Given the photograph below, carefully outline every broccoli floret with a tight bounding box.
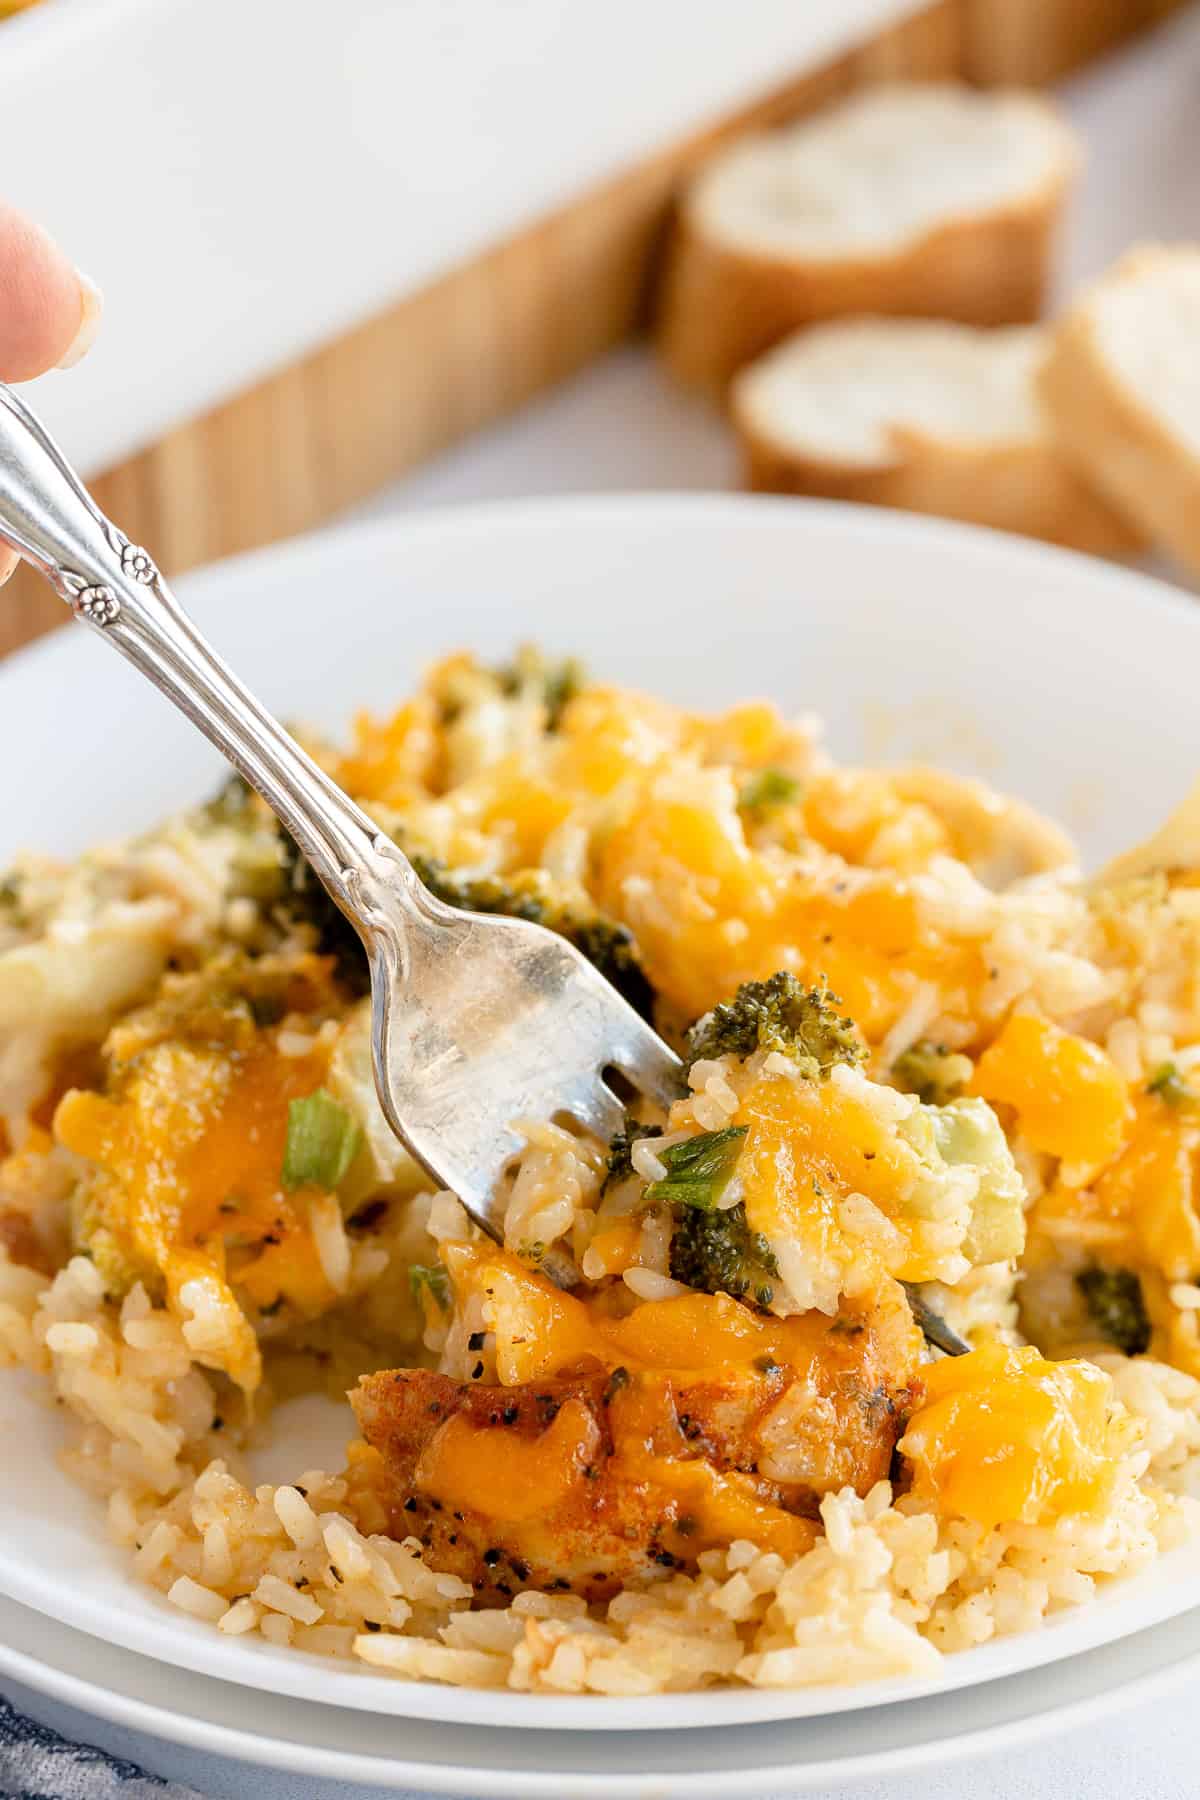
[276,832,371,995]
[609,1125,774,1305]
[1076,1265,1150,1356]
[199,766,370,989]
[668,1202,779,1308]
[563,917,655,1019]
[269,828,655,1016]
[641,1127,778,1307]
[494,647,587,730]
[603,1121,664,1194]
[686,972,864,1077]
[409,853,656,1020]
[408,854,544,924]
[892,1040,973,1107]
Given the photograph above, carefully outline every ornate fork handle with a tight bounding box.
[0,380,426,951]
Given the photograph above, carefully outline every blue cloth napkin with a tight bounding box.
[0,1692,201,1799]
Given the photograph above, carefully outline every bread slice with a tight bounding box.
[731,318,1141,555]
[658,83,1081,393]
[1038,246,1200,578]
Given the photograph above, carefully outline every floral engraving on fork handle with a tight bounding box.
[52,528,157,627]
[58,571,121,625]
[120,541,157,585]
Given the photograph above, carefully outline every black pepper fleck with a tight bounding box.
[603,1366,631,1405]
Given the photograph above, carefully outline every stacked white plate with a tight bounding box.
[4,497,1200,1792]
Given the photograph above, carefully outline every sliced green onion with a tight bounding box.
[409,1264,451,1311]
[281,1090,362,1190]
[738,769,800,814]
[644,1126,747,1212]
[1147,1062,1196,1108]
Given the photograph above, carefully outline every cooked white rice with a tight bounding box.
[4,1248,1197,1694]
[6,660,1200,1695]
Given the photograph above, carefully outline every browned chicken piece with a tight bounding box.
[352,1289,922,1603]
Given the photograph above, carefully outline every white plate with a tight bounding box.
[3,496,1200,1733]
[5,1584,1200,1796]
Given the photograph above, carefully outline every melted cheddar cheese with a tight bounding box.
[901,1344,1128,1528]
[416,1397,602,1523]
[54,969,349,1390]
[970,1013,1131,1174]
[737,1071,948,1291]
[16,654,1200,1598]
[1023,1087,1200,1374]
[441,1239,870,1385]
[381,1244,920,1562]
[595,770,971,1036]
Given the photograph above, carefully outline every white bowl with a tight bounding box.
[2,495,1198,1732]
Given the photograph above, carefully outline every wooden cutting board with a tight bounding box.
[0,0,1183,657]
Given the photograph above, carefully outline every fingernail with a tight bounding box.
[55,271,103,370]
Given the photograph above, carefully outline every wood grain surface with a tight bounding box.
[0,0,1184,657]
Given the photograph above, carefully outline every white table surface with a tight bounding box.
[12,7,1200,1796]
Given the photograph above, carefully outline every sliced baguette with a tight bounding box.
[1038,245,1200,578]
[732,318,1141,555]
[658,83,1081,394]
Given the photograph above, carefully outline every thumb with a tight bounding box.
[0,202,103,587]
[0,201,101,380]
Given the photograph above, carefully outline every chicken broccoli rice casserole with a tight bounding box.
[5,648,1200,1696]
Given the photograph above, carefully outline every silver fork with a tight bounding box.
[0,383,682,1243]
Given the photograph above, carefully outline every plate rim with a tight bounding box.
[6,488,1198,688]
[5,1511,1200,1731]
[5,1588,1200,1797]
